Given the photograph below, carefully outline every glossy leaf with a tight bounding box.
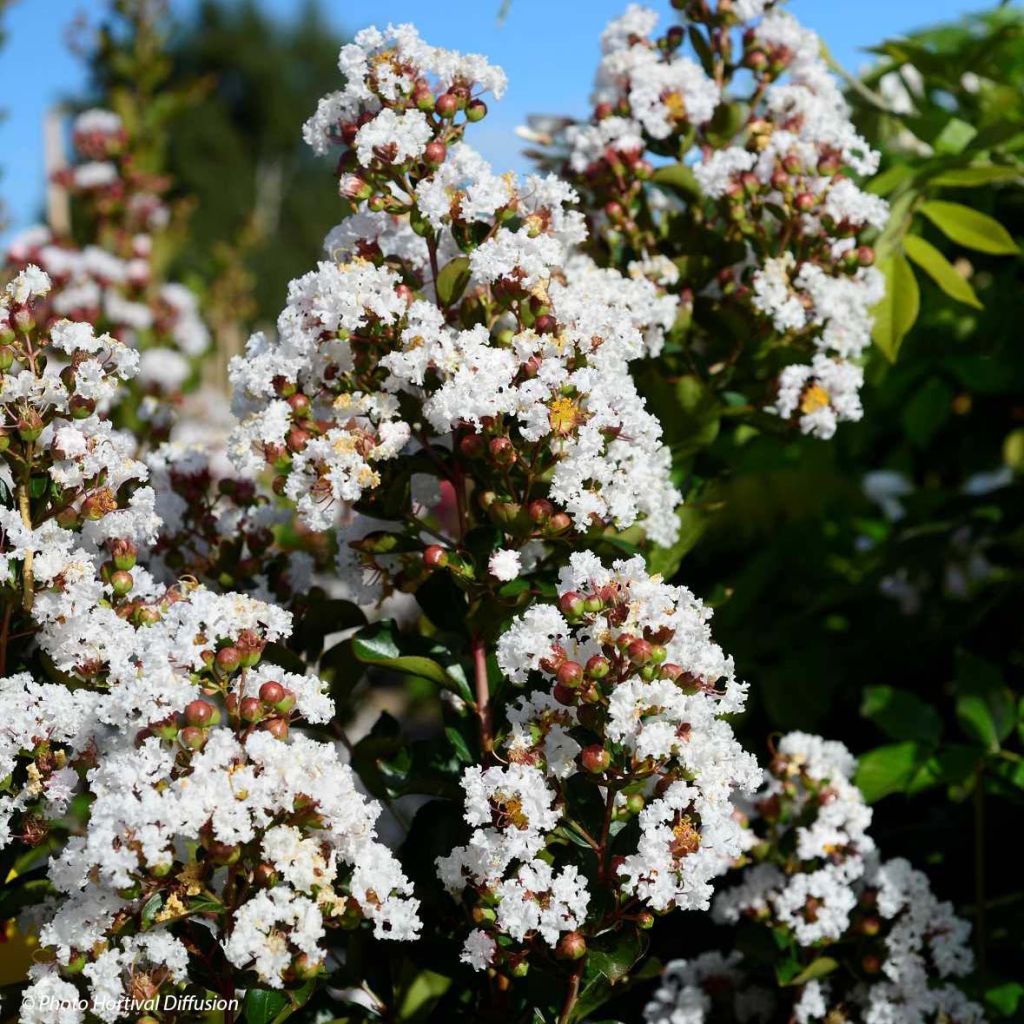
[919,200,1019,255]
[861,685,943,744]
[855,741,930,802]
[904,234,982,308]
[435,255,471,307]
[872,252,920,361]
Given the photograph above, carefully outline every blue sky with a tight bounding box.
[0,0,995,243]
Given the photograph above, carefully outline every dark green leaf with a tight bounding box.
[856,741,930,802]
[861,685,943,744]
[435,256,471,307]
[954,652,1015,751]
[652,163,701,201]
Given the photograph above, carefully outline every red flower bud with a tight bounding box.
[556,661,584,689]
[259,681,286,706]
[423,545,449,569]
[556,931,587,960]
[184,700,215,727]
[581,745,611,774]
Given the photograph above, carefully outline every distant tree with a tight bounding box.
[163,0,344,324]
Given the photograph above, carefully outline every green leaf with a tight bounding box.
[140,892,164,930]
[902,376,953,448]
[954,652,1015,751]
[929,165,1023,188]
[397,968,452,1021]
[646,507,706,580]
[872,253,920,362]
[861,686,943,745]
[435,256,471,307]
[919,200,1019,255]
[904,235,982,309]
[444,725,473,764]
[352,621,448,687]
[984,981,1024,1017]
[786,957,839,987]
[575,930,648,1020]
[933,117,977,156]
[652,162,701,201]
[243,989,290,1024]
[855,741,930,802]
[908,744,981,797]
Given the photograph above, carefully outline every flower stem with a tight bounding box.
[472,635,493,756]
[558,960,585,1024]
[17,476,34,614]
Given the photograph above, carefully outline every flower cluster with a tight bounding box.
[530,2,889,439]
[0,270,155,620]
[9,586,420,1019]
[229,22,686,625]
[643,732,984,1024]
[437,553,761,975]
[0,283,419,1019]
[3,108,210,433]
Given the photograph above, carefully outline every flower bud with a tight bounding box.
[253,862,279,887]
[545,512,572,535]
[581,745,611,774]
[627,639,653,665]
[423,545,449,569]
[110,539,137,571]
[259,681,286,706]
[179,726,207,751]
[626,793,645,815]
[240,697,263,722]
[184,700,216,727]
[553,683,577,707]
[558,591,586,619]
[489,436,517,466]
[527,499,553,524]
[466,99,487,122]
[556,661,584,689]
[215,646,242,674]
[263,716,289,739]
[424,141,448,166]
[110,570,134,596]
[586,655,610,679]
[556,931,587,960]
[435,93,459,118]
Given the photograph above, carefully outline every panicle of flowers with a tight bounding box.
[1,286,419,1018]
[643,732,985,1024]
[229,26,686,620]
[0,270,155,620]
[436,552,761,976]
[3,106,210,439]
[7,582,421,1019]
[529,1,889,440]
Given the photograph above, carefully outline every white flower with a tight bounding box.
[488,548,522,581]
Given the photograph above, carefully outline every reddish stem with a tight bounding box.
[472,635,493,757]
